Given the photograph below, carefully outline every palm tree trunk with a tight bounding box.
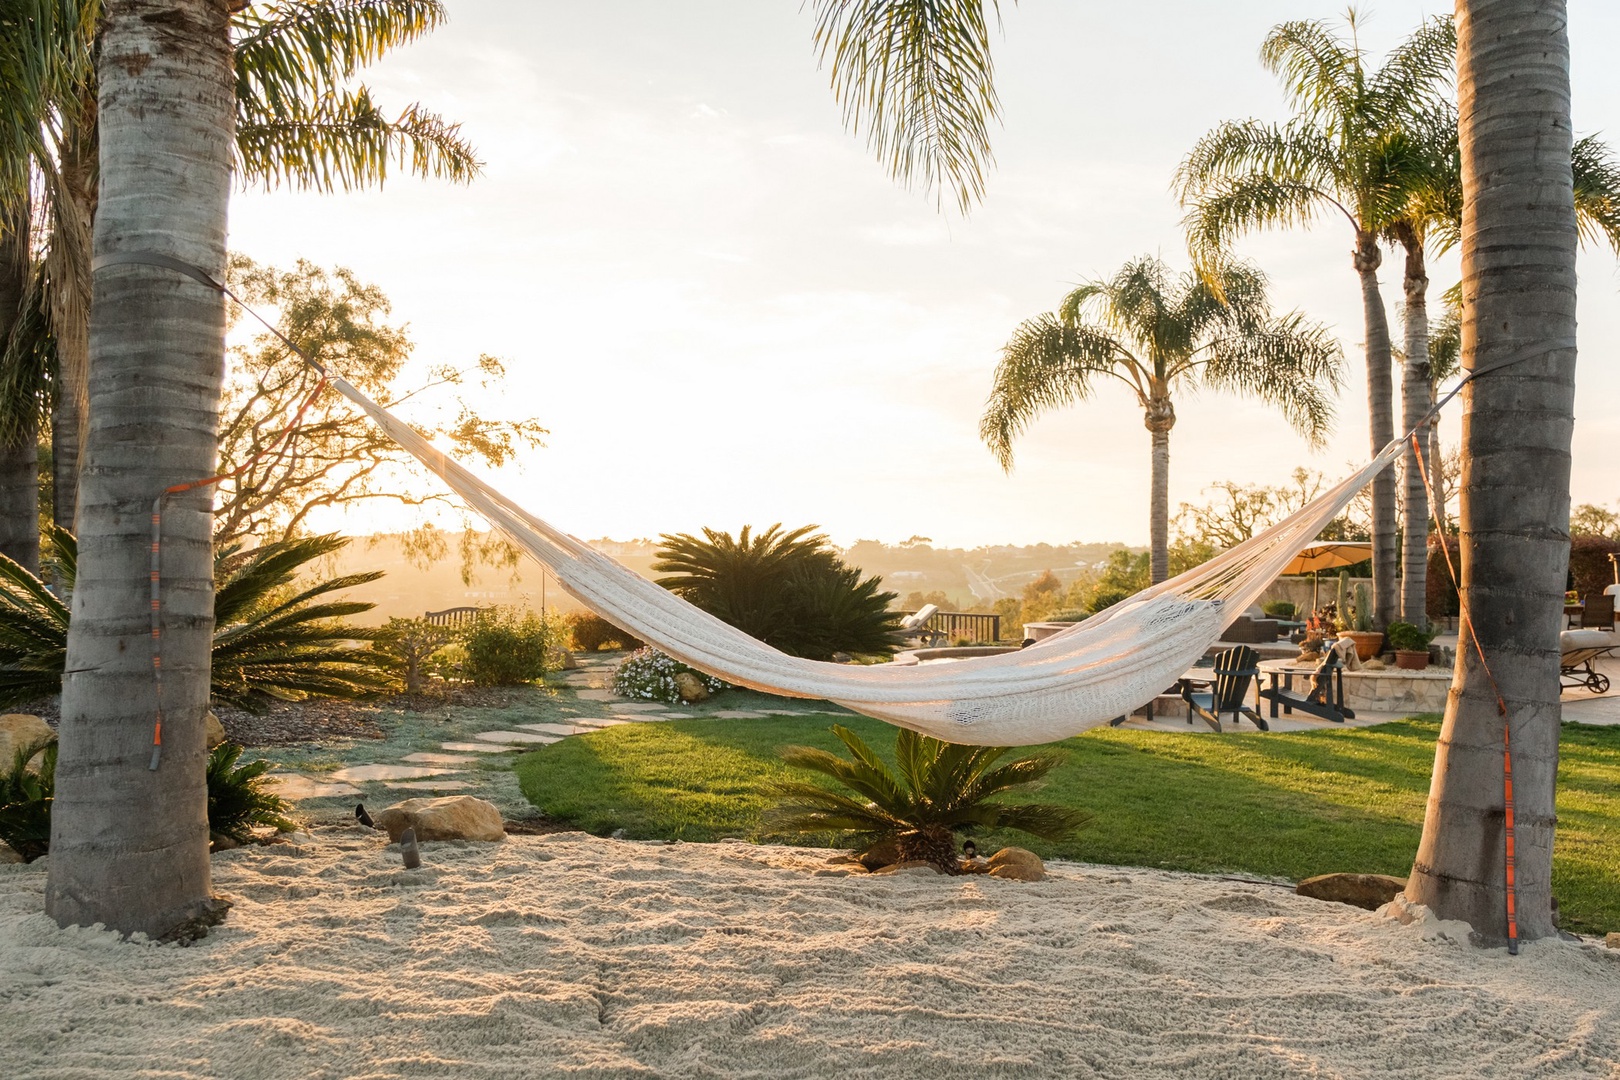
[48,120,96,535]
[1399,238,1432,626]
[1145,397,1175,585]
[1406,0,1577,945]
[45,0,234,939]
[1354,234,1398,629]
[0,194,40,573]
[1428,412,1446,535]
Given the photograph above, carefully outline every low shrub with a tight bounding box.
[1385,621,1439,653]
[612,648,728,705]
[207,743,297,843]
[566,611,644,652]
[1088,586,1132,613]
[1262,600,1297,620]
[0,737,56,862]
[461,607,556,686]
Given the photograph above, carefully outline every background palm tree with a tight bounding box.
[1405,0,1579,946]
[1175,12,1454,628]
[981,256,1342,584]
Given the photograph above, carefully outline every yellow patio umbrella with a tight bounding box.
[1282,542,1374,613]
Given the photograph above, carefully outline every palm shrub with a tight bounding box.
[654,524,899,661]
[206,743,296,843]
[0,529,394,710]
[0,737,57,862]
[460,607,555,686]
[765,725,1090,874]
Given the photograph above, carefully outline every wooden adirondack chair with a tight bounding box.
[1179,645,1266,732]
[1257,649,1357,724]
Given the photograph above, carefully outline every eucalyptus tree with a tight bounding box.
[981,257,1342,584]
[1176,12,1455,628]
[1405,0,1579,946]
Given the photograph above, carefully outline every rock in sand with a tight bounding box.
[987,847,1045,882]
[0,714,53,767]
[1296,872,1407,911]
[375,795,506,843]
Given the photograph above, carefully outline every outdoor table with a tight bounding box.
[1256,658,1350,721]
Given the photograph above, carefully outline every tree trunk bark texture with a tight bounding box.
[1400,241,1432,626]
[0,195,40,573]
[1145,396,1174,585]
[1407,0,1577,946]
[1355,235,1398,629]
[46,0,234,939]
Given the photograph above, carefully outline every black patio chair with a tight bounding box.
[1258,649,1357,724]
[1179,645,1267,732]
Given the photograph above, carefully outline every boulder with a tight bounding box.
[0,843,23,864]
[204,711,227,749]
[872,860,944,877]
[986,847,1045,882]
[857,838,901,872]
[673,672,709,703]
[0,714,54,767]
[374,795,506,843]
[1606,933,1620,950]
[1297,872,1407,911]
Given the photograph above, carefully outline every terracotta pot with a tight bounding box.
[1394,650,1431,671]
[1338,630,1384,661]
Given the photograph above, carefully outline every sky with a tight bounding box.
[226,1,1620,550]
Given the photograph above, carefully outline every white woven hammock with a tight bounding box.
[330,376,1401,745]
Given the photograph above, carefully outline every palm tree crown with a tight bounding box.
[981,256,1342,583]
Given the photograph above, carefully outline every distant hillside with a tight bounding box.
[326,533,1144,623]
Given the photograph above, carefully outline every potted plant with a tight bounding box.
[1337,583,1384,661]
[1385,621,1439,670]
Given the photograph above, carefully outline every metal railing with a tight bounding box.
[897,610,1002,643]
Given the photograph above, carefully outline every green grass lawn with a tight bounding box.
[514,714,1620,936]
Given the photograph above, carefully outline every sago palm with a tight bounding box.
[981,256,1342,584]
[1176,11,1454,625]
[765,724,1089,874]
[654,524,899,660]
[0,529,393,711]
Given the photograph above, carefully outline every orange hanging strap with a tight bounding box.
[1410,434,1518,954]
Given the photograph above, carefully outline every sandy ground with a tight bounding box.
[3,832,1619,1080]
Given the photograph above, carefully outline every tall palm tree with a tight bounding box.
[981,257,1342,583]
[1388,96,1620,625]
[1405,0,1579,946]
[1176,12,1455,628]
[43,0,235,939]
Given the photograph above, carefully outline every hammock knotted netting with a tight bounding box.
[328,377,1401,746]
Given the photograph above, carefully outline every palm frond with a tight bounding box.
[812,0,1002,213]
[1366,15,1455,115]
[1259,18,1363,129]
[1572,134,1620,256]
[980,314,1134,470]
[1199,314,1344,445]
[1181,174,1335,271]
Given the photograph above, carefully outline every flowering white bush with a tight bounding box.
[612,648,729,704]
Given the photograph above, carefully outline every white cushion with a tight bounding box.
[1560,629,1611,650]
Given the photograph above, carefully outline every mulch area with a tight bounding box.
[12,685,539,749]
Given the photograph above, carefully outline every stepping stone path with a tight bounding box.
[267,654,841,810]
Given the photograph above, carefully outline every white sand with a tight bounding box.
[3,832,1618,1079]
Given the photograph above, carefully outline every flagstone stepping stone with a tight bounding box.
[658,713,692,720]
[403,752,478,765]
[266,774,362,800]
[574,689,620,701]
[612,702,669,712]
[440,741,524,754]
[566,717,629,729]
[329,764,461,782]
[516,722,594,736]
[613,713,672,723]
[473,730,561,745]
[384,779,473,791]
[706,710,771,720]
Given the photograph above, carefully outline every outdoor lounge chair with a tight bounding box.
[1582,593,1616,632]
[892,604,947,649]
[1560,629,1614,693]
[1257,649,1357,724]
[1179,644,1267,732]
